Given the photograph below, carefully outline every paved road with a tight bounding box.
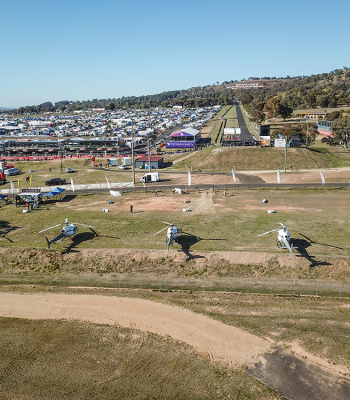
[234,101,257,145]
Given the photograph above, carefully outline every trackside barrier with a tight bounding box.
[0,182,134,194]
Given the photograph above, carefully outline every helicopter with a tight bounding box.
[39,218,95,249]
[258,222,318,254]
[154,221,182,251]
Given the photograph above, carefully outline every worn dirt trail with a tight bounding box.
[0,292,270,368]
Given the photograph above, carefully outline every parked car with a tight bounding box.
[4,168,21,176]
[118,165,129,170]
[45,178,67,186]
[66,167,74,173]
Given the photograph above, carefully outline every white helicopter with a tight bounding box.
[154,221,181,251]
[39,218,95,249]
[258,222,318,254]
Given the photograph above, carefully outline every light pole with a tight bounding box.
[305,116,309,147]
[147,136,151,172]
[284,136,288,173]
[131,120,135,184]
[59,142,63,174]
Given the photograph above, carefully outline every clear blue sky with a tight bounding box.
[1,0,350,108]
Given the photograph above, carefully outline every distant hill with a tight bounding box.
[9,67,350,114]
[0,107,15,111]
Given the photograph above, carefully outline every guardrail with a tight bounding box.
[0,182,134,194]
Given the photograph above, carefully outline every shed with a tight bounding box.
[135,156,164,169]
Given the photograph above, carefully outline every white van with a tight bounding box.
[5,168,21,176]
[140,172,159,183]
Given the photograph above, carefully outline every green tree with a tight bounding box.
[279,103,293,121]
[321,116,350,147]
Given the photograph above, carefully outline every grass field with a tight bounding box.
[1,188,350,253]
[0,314,280,400]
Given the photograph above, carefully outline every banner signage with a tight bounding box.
[274,139,286,148]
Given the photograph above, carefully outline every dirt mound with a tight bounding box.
[1,247,350,280]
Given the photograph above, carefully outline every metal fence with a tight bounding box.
[0,182,134,195]
[1,273,349,298]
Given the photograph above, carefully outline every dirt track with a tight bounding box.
[0,292,270,368]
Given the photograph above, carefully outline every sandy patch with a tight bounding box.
[0,292,270,368]
[192,191,214,214]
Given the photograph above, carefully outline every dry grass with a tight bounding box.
[0,316,280,400]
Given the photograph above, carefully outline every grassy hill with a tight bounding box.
[169,144,350,171]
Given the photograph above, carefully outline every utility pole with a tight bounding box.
[131,120,135,184]
[147,136,151,172]
[284,137,288,173]
[306,117,309,147]
[60,142,63,174]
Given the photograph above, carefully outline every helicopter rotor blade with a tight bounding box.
[154,226,168,236]
[288,227,319,236]
[73,223,95,228]
[258,228,281,237]
[39,223,63,233]
[160,221,173,225]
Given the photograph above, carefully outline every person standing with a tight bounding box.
[130,204,133,213]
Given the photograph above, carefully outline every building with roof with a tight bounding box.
[135,155,164,169]
[165,127,201,149]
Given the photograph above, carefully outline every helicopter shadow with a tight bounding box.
[61,228,119,254]
[177,232,227,261]
[292,234,339,268]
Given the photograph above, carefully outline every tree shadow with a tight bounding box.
[177,232,227,261]
[292,235,337,268]
[0,221,21,243]
[61,195,77,202]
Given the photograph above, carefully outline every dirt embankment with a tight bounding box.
[1,247,350,280]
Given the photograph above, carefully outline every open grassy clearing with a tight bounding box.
[1,188,350,286]
[1,189,350,254]
[0,316,280,400]
[5,158,136,189]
